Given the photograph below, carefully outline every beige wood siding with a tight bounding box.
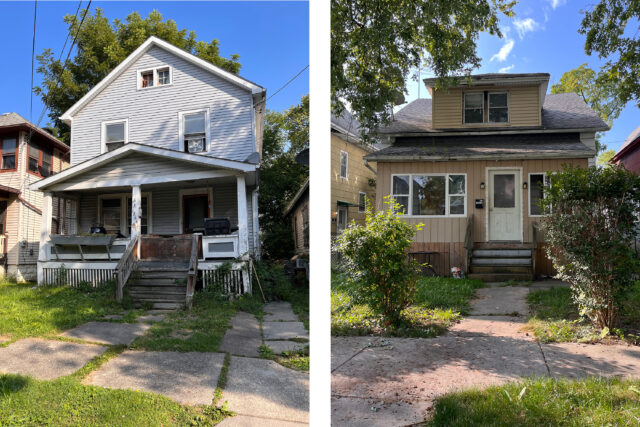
[376,157,589,244]
[432,85,541,129]
[331,134,376,234]
[291,195,309,255]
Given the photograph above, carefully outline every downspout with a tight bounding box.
[363,159,377,175]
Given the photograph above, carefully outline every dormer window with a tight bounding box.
[138,67,172,89]
[180,110,209,153]
[463,91,509,124]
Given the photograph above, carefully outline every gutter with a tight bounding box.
[363,159,377,175]
[364,152,596,162]
[378,127,610,139]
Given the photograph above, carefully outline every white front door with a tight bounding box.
[488,169,521,241]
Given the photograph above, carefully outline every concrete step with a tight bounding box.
[467,272,533,282]
[472,257,532,266]
[472,249,532,258]
[470,265,533,274]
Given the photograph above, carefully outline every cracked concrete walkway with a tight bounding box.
[331,281,640,426]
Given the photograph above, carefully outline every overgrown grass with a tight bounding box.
[427,377,640,426]
[331,274,482,337]
[259,344,309,372]
[0,373,227,425]
[525,283,640,345]
[0,280,128,341]
[256,261,309,330]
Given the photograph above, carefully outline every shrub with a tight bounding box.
[540,165,640,329]
[334,197,423,327]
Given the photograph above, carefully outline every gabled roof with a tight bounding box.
[0,113,69,152]
[379,93,609,135]
[30,142,256,191]
[284,178,309,216]
[331,110,362,140]
[60,36,265,123]
[612,125,640,162]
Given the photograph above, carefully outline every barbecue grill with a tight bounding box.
[203,217,238,236]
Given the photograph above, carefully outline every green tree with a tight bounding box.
[596,149,616,167]
[34,8,241,143]
[540,165,640,329]
[331,0,514,141]
[335,197,423,326]
[580,0,639,111]
[550,64,625,127]
[259,95,309,259]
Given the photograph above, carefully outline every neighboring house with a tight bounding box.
[366,73,608,281]
[612,125,640,172]
[0,113,69,281]
[331,111,376,236]
[30,36,265,308]
[284,178,309,257]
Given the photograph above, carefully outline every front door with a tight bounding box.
[337,206,348,233]
[183,194,209,233]
[488,169,521,241]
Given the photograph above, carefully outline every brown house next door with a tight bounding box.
[183,194,209,233]
[488,169,521,241]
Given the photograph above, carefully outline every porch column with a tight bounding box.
[131,185,142,255]
[37,191,53,285]
[236,175,249,257]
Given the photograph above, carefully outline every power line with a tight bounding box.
[265,64,308,103]
[57,0,83,63]
[29,0,37,122]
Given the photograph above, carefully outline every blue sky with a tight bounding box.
[404,0,639,153]
[0,1,308,127]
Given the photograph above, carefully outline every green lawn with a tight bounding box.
[427,377,640,426]
[0,280,129,342]
[331,275,483,337]
[525,283,640,344]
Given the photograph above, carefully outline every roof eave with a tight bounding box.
[364,152,595,162]
[378,127,609,138]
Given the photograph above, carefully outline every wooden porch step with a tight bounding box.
[130,278,187,286]
[472,257,532,266]
[472,249,532,258]
[128,286,185,294]
[473,242,534,250]
[470,265,533,274]
[132,271,189,279]
[467,272,533,282]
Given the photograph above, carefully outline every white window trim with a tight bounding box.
[97,192,153,236]
[390,173,467,218]
[463,91,484,125]
[101,119,129,154]
[358,191,366,213]
[339,150,348,179]
[488,91,510,124]
[136,66,173,90]
[178,109,211,153]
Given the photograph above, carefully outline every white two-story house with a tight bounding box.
[31,36,265,308]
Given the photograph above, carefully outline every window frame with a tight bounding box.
[101,119,129,154]
[390,173,467,218]
[97,192,153,237]
[179,109,210,153]
[0,135,18,172]
[137,66,173,90]
[358,192,367,213]
[26,140,54,178]
[339,150,348,179]
[487,91,510,124]
[463,91,485,125]
[528,172,550,217]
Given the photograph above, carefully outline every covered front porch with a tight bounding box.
[31,143,260,306]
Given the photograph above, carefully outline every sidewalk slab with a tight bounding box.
[266,340,307,354]
[263,322,308,340]
[218,415,306,426]
[469,286,530,316]
[85,350,224,405]
[0,338,106,380]
[60,321,151,345]
[223,356,309,423]
[449,316,530,338]
[219,312,261,357]
[331,396,433,427]
[542,342,640,379]
[263,301,299,322]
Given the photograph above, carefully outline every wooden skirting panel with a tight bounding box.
[535,243,557,277]
[202,268,246,295]
[409,242,465,277]
[42,267,114,287]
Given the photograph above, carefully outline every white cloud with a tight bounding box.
[499,64,515,73]
[513,18,542,39]
[548,0,567,9]
[490,39,514,62]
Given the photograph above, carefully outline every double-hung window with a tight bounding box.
[99,194,151,236]
[464,91,509,124]
[182,111,207,153]
[26,141,53,177]
[358,192,366,212]
[157,68,170,85]
[0,137,17,170]
[463,93,484,124]
[102,120,127,153]
[139,67,171,89]
[141,71,154,88]
[339,151,348,178]
[392,173,467,216]
[488,92,509,123]
[529,173,551,216]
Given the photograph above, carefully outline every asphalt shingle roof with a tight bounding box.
[331,110,362,137]
[380,92,608,134]
[0,112,69,152]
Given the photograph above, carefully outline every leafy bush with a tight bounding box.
[334,197,423,327]
[541,165,640,329]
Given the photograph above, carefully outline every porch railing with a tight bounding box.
[115,235,139,302]
[464,214,474,274]
[186,233,200,309]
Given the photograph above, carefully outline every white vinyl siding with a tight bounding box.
[71,46,254,165]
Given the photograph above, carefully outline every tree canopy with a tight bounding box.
[580,0,639,111]
[331,0,514,141]
[34,8,241,143]
[596,149,616,168]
